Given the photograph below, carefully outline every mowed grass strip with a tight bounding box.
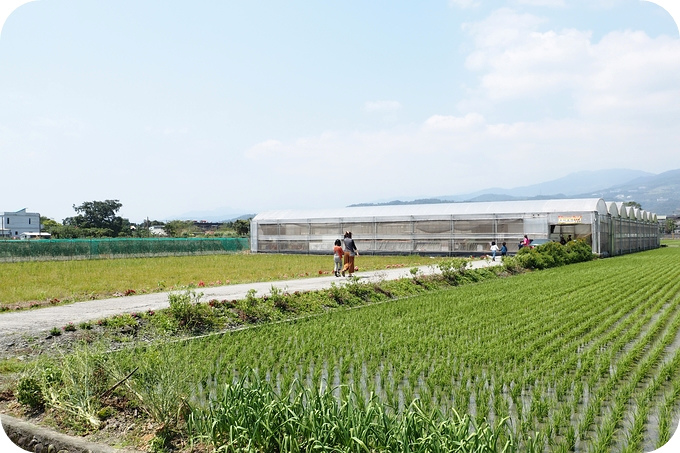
[0,253,442,306]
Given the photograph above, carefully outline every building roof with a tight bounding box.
[253,198,612,222]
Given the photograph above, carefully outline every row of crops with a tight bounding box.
[28,246,680,451]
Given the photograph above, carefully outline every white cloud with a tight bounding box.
[462,8,547,51]
[577,31,680,117]
[245,139,284,158]
[241,102,679,200]
[460,8,680,121]
[162,126,189,136]
[448,0,481,9]
[423,113,486,131]
[363,100,402,113]
[513,0,566,7]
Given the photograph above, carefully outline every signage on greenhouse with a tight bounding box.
[558,215,583,224]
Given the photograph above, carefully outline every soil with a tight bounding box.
[0,323,166,451]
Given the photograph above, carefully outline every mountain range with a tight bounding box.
[350,168,680,216]
[169,209,256,223]
[174,168,680,221]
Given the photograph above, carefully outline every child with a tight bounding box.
[333,239,343,277]
[490,241,499,261]
[500,242,507,257]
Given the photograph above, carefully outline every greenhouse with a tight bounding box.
[250,198,659,257]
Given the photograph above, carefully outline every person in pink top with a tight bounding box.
[522,235,530,248]
[333,239,344,277]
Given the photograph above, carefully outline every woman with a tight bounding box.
[341,231,359,277]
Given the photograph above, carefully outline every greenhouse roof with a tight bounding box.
[253,198,612,222]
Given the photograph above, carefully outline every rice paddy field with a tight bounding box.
[76,243,679,452]
[7,242,680,452]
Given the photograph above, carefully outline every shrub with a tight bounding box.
[517,247,552,270]
[268,286,291,312]
[168,290,215,331]
[235,289,277,323]
[327,283,350,306]
[345,278,381,303]
[537,241,568,266]
[501,256,523,274]
[438,258,469,283]
[16,376,45,410]
[517,239,594,270]
[565,239,595,263]
[106,314,138,329]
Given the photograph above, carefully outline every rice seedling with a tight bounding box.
[12,246,680,451]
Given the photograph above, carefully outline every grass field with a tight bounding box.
[14,244,680,452]
[0,253,442,307]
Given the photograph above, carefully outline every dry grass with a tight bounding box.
[0,253,443,306]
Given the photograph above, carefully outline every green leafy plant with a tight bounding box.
[437,258,469,283]
[16,376,45,410]
[168,290,214,331]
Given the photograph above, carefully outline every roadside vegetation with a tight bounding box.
[4,240,680,452]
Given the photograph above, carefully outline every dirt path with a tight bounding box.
[0,259,498,340]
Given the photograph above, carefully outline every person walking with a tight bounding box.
[341,231,359,277]
[500,242,508,257]
[333,239,343,277]
[490,241,499,261]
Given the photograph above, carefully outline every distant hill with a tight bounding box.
[168,209,255,223]
[578,169,680,215]
[437,169,653,201]
[350,168,680,216]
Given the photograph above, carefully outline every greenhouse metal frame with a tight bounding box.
[251,198,659,257]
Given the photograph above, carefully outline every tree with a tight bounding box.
[233,219,250,237]
[40,217,60,233]
[623,201,642,209]
[164,220,200,237]
[63,200,127,237]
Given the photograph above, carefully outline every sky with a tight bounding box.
[0,0,679,224]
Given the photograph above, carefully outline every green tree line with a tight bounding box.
[40,200,250,239]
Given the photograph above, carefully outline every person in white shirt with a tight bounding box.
[490,241,500,261]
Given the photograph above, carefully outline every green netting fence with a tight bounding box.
[0,238,250,262]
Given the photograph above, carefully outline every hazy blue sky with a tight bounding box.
[0,0,679,223]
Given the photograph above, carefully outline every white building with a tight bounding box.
[251,198,659,257]
[149,225,168,236]
[1,208,41,238]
